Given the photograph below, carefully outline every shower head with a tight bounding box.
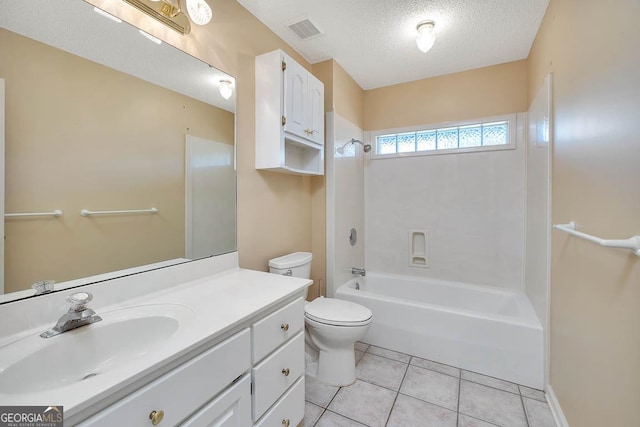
[336,138,372,154]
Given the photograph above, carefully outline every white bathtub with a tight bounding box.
[336,273,544,389]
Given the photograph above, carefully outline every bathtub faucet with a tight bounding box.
[351,267,366,277]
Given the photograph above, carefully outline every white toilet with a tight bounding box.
[269,252,372,386]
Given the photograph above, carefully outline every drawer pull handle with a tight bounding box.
[282,419,290,427]
[149,410,164,425]
[282,368,290,376]
[281,323,289,331]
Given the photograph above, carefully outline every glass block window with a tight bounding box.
[372,116,514,158]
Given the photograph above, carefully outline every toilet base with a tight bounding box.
[305,334,357,386]
[315,348,357,387]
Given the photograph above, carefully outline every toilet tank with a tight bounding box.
[269,252,312,279]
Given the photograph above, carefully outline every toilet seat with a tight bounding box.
[305,298,372,327]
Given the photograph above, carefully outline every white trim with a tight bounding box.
[0,78,4,294]
[544,73,554,389]
[185,135,195,259]
[369,113,517,159]
[546,384,570,427]
[325,112,336,297]
[518,112,527,293]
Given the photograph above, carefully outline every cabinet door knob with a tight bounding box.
[281,323,289,331]
[149,410,164,425]
[282,419,290,427]
[282,368,290,376]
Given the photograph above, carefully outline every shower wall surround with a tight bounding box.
[365,114,527,290]
[326,113,365,296]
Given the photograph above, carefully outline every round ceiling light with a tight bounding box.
[416,20,436,53]
[219,80,233,100]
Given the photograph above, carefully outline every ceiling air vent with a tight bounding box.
[286,17,324,40]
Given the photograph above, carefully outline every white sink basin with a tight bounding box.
[0,304,194,394]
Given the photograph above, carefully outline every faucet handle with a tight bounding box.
[66,292,93,311]
[31,280,56,295]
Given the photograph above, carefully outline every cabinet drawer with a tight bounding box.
[181,374,251,427]
[254,376,304,427]
[251,298,304,363]
[252,331,304,421]
[80,329,251,427]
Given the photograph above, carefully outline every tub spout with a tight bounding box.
[352,267,366,277]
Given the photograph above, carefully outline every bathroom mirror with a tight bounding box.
[0,0,236,303]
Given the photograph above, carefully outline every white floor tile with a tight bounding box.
[306,374,340,407]
[410,356,461,378]
[354,342,369,352]
[519,385,546,402]
[459,381,527,427]
[457,414,499,427]
[387,393,457,427]
[302,401,325,427]
[523,397,556,427]
[400,365,459,411]
[461,371,520,394]
[305,343,545,427]
[315,411,367,427]
[328,380,396,427]
[366,345,411,363]
[356,353,408,391]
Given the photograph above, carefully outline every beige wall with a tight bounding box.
[364,60,528,130]
[528,0,640,425]
[334,61,365,129]
[0,28,233,293]
[88,0,314,273]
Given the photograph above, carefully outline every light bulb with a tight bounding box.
[186,0,212,26]
[219,80,233,100]
[416,21,436,53]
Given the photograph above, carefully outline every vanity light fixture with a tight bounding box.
[186,0,213,26]
[93,7,122,23]
[416,20,436,53]
[121,0,212,35]
[219,80,233,100]
[139,29,163,45]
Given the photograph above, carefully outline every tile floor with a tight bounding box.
[302,342,556,427]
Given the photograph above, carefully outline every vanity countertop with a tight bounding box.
[0,260,311,421]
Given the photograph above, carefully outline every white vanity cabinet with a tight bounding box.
[76,296,306,427]
[255,49,325,175]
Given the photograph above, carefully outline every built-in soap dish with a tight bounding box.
[409,230,429,268]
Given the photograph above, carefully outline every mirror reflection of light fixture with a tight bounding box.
[219,80,233,100]
[93,7,123,23]
[139,29,163,45]
[416,20,436,53]
[121,0,213,35]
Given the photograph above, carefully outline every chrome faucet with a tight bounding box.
[40,292,102,338]
[351,267,366,277]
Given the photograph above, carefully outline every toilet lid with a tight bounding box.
[305,298,372,326]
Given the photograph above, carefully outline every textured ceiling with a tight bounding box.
[237,0,550,90]
[0,0,235,112]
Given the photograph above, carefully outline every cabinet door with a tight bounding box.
[283,57,308,140]
[307,75,324,145]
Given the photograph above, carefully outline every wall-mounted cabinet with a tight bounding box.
[255,50,325,175]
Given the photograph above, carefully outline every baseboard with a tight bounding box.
[546,385,570,427]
